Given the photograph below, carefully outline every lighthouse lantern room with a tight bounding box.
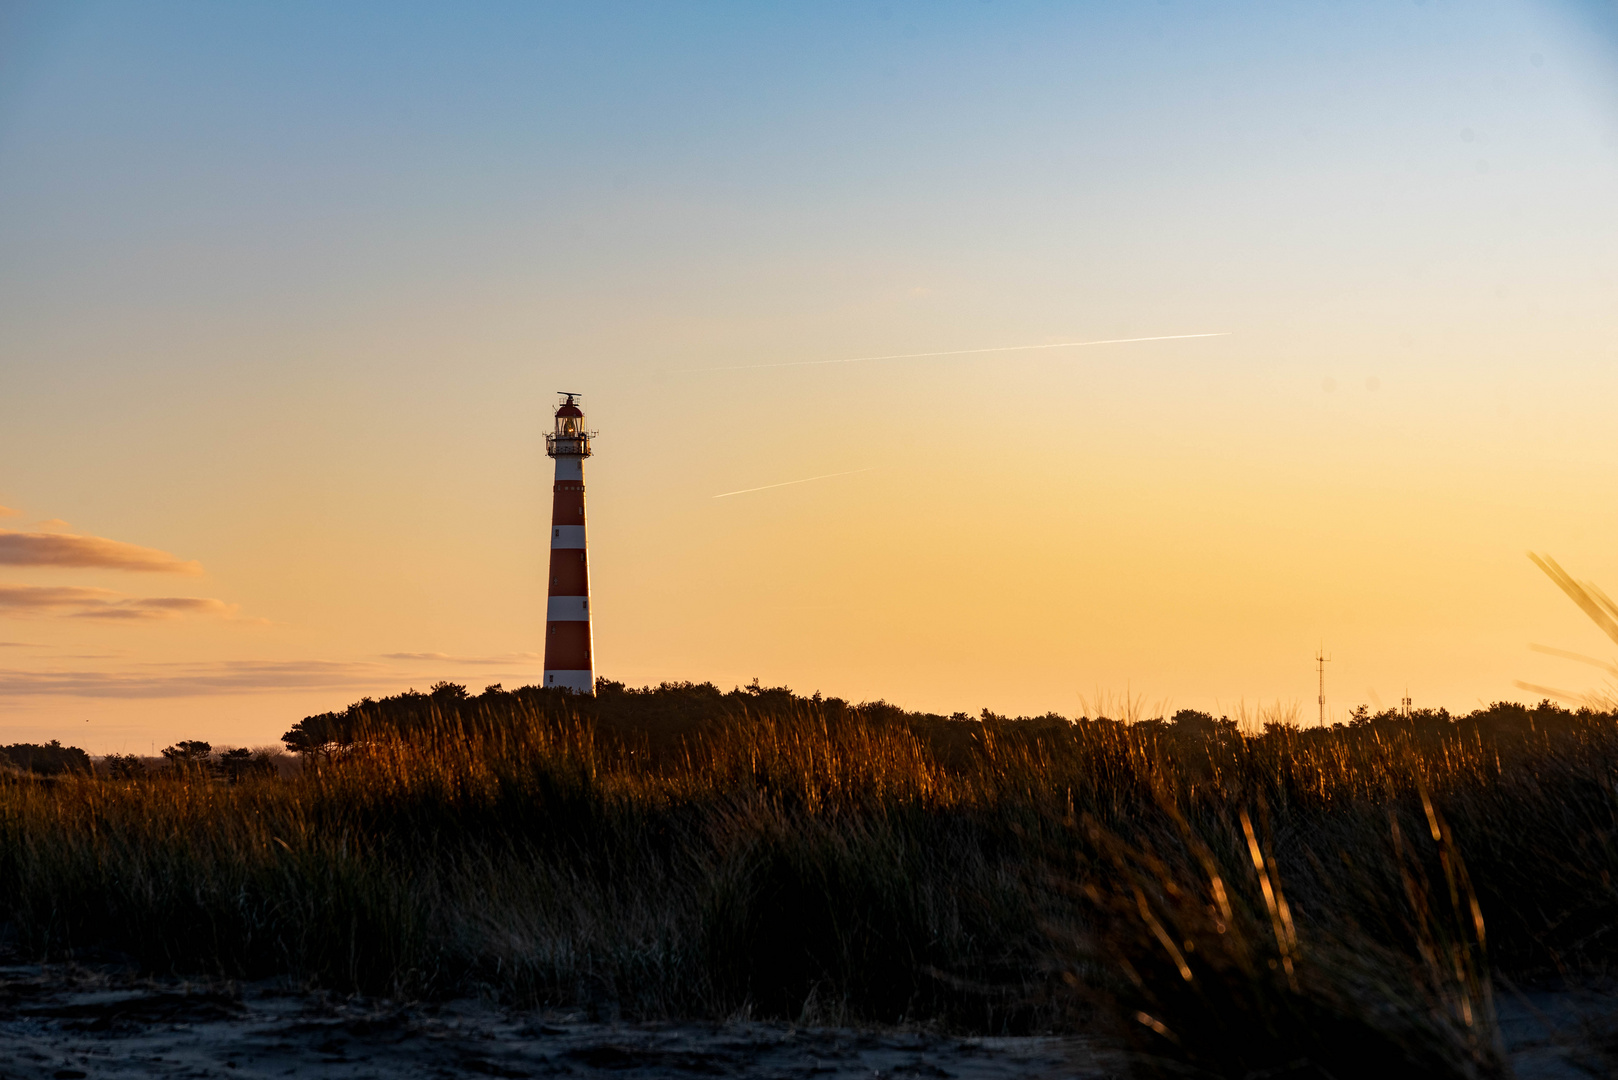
[543,392,595,694]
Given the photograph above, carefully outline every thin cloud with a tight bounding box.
[0,584,119,610]
[712,467,874,499]
[0,659,391,698]
[0,506,18,518]
[382,651,544,665]
[33,519,70,531]
[0,653,560,700]
[705,332,1232,371]
[0,529,203,574]
[0,583,240,621]
[75,596,239,621]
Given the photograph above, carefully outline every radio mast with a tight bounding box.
[1316,646,1331,726]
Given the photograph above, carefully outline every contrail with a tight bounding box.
[712,468,874,499]
[705,332,1231,371]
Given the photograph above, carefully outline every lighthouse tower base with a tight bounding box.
[545,670,594,694]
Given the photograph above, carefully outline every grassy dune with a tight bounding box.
[4,688,1616,1077]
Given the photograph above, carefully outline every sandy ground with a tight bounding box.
[0,965,1613,1079]
[1496,984,1618,1080]
[0,965,1111,1080]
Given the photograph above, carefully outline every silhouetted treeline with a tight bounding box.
[153,741,280,782]
[282,677,1609,762]
[279,676,1088,761]
[1,740,91,776]
[2,743,284,781]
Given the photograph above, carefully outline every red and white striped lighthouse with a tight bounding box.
[543,392,594,694]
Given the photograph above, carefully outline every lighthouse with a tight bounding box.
[543,392,595,694]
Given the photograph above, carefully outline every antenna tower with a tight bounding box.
[1316,646,1331,726]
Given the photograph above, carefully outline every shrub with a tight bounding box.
[1,740,91,776]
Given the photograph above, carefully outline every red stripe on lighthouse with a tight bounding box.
[545,622,592,669]
[548,548,589,594]
[551,484,585,524]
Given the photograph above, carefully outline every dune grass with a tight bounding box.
[3,691,1616,1076]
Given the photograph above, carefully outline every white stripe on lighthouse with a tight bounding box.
[547,596,590,620]
[543,669,594,693]
[551,525,587,548]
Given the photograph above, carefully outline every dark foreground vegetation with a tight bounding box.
[5,683,1617,1078]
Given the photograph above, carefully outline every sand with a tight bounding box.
[0,964,1110,1079]
[2,964,1612,1079]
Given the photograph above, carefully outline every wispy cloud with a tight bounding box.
[0,585,117,610]
[0,659,391,698]
[382,651,543,665]
[33,519,70,531]
[0,583,240,621]
[712,468,874,499]
[0,529,203,574]
[705,332,1232,371]
[0,506,19,518]
[0,653,554,699]
[77,597,239,621]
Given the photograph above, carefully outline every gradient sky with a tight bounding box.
[3,1,1618,752]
